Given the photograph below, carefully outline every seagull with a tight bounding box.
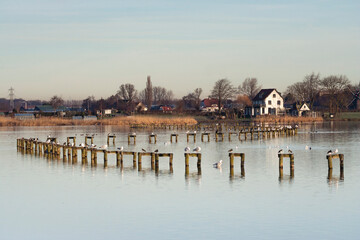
[288,149,293,153]
[79,143,85,147]
[228,149,233,152]
[193,146,201,152]
[213,160,223,168]
[334,149,338,154]
[141,148,147,152]
[184,146,190,152]
[327,150,333,156]
[117,146,124,151]
[154,149,159,153]
[100,144,108,150]
[278,149,283,154]
[305,145,309,150]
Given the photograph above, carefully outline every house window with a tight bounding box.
[262,108,265,114]
[268,100,272,105]
[273,94,276,98]
[277,100,281,105]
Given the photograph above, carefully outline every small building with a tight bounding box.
[200,98,219,112]
[245,89,284,117]
[14,113,35,120]
[292,102,311,116]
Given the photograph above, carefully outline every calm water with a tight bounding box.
[1,122,360,240]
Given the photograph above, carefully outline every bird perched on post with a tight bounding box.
[278,149,283,154]
[154,149,159,153]
[193,146,201,152]
[184,146,190,152]
[213,160,223,168]
[228,149,233,153]
[327,150,333,156]
[100,144,108,150]
[288,149,293,153]
[117,146,124,151]
[141,148,147,152]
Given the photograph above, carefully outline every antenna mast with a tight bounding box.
[9,87,15,112]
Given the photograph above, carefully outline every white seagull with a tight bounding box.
[213,160,223,168]
[100,144,108,150]
[118,146,124,151]
[193,146,201,152]
[184,146,190,152]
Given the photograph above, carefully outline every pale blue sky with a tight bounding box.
[1,0,359,100]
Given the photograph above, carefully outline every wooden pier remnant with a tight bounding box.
[228,132,237,141]
[107,135,116,145]
[138,152,155,170]
[155,153,173,173]
[170,134,178,143]
[184,153,201,175]
[67,137,76,146]
[278,153,294,178]
[128,133,136,144]
[326,153,344,171]
[201,133,210,142]
[187,133,196,143]
[148,134,157,143]
[215,132,224,142]
[85,136,94,145]
[229,153,245,177]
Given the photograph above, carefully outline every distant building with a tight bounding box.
[200,98,219,112]
[14,113,35,120]
[245,89,284,117]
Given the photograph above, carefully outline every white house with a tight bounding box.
[245,89,285,116]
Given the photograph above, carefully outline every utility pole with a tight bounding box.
[9,87,15,113]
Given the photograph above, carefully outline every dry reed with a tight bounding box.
[0,116,198,127]
[254,115,323,123]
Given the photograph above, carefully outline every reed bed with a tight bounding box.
[254,115,323,123]
[0,116,198,127]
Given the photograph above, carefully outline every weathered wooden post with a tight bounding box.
[229,153,245,177]
[107,135,116,145]
[278,153,294,177]
[116,151,121,167]
[149,134,157,143]
[326,153,344,173]
[201,133,210,142]
[187,133,196,143]
[103,150,108,168]
[85,136,94,145]
[128,134,136,144]
[170,134,178,143]
[184,153,201,175]
[67,137,76,146]
[215,132,224,142]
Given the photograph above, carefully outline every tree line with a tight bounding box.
[44,73,359,114]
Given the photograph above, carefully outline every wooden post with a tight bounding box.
[103,150,108,168]
[116,152,121,167]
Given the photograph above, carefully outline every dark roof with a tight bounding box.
[252,89,280,101]
[34,105,67,113]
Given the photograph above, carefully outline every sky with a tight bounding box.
[0,0,359,101]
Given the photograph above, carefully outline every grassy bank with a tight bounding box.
[0,116,198,127]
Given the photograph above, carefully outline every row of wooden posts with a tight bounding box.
[17,138,344,178]
[96,126,297,146]
[130,123,298,131]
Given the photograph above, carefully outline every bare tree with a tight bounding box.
[50,95,64,111]
[320,75,350,112]
[238,78,262,99]
[303,72,321,108]
[211,79,236,113]
[145,76,153,108]
[138,89,146,103]
[285,72,320,108]
[117,83,137,102]
[183,88,203,110]
[153,86,173,104]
